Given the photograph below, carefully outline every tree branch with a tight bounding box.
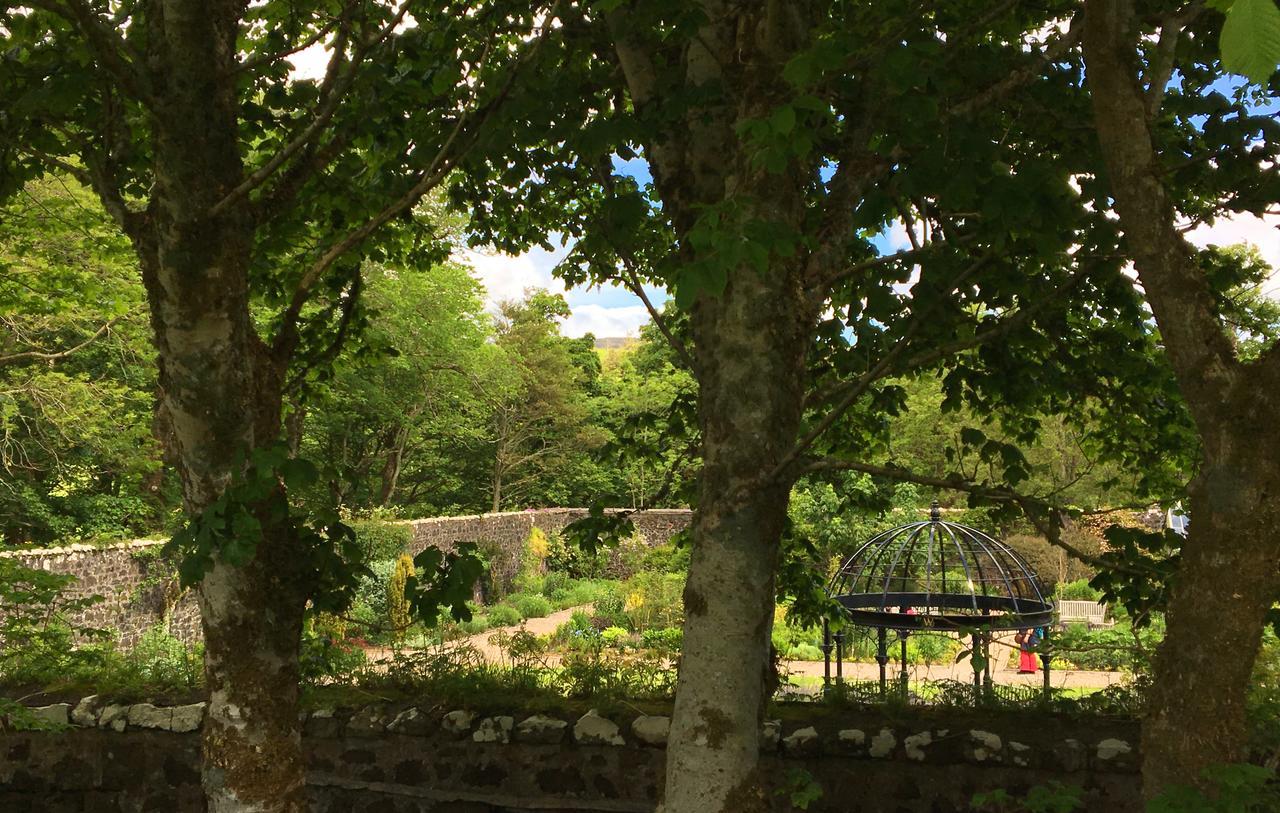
[825,234,977,290]
[29,0,154,107]
[210,7,378,218]
[236,11,346,74]
[775,253,993,482]
[0,315,124,368]
[1142,3,1203,119]
[945,15,1083,120]
[1082,0,1240,421]
[797,457,1145,574]
[271,8,559,360]
[590,164,696,371]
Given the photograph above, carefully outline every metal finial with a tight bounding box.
[930,500,941,522]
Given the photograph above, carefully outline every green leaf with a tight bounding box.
[280,457,318,489]
[769,105,796,135]
[1220,0,1280,83]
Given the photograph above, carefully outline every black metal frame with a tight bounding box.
[822,502,1054,695]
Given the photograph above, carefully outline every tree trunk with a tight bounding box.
[1143,448,1280,794]
[1082,0,1280,796]
[665,268,808,813]
[198,541,310,812]
[377,425,407,507]
[491,463,503,513]
[608,3,816,808]
[137,3,311,809]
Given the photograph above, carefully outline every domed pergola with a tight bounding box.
[822,501,1054,693]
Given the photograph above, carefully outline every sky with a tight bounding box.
[291,44,1279,339]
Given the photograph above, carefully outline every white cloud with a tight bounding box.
[458,245,657,338]
[460,245,568,308]
[563,304,650,338]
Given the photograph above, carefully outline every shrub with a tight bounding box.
[512,528,551,595]
[1005,530,1099,591]
[545,531,608,579]
[910,633,959,665]
[638,541,690,574]
[1057,579,1103,601]
[592,591,630,630]
[1050,621,1160,671]
[547,578,615,610]
[601,626,631,648]
[512,593,552,620]
[456,616,491,636]
[300,612,366,684]
[787,643,824,661]
[349,519,412,563]
[487,604,523,627]
[0,557,108,688]
[640,627,683,653]
[387,554,415,644]
[559,648,677,700]
[552,610,602,650]
[353,559,397,621]
[622,571,684,631]
[126,625,203,689]
[541,570,570,598]
[609,533,653,579]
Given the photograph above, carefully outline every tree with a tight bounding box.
[0,175,169,545]
[1082,0,1280,796]
[462,4,1193,809]
[486,290,606,511]
[301,259,495,513]
[1,3,564,809]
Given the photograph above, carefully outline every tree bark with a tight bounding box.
[608,3,818,808]
[1082,0,1280,796]
[135,3,311,809]
[1145,449,1280,794]
[665,266,810,813]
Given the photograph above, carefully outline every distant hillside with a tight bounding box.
[593,336,638,350]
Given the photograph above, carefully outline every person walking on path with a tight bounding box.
[1015,629,1038,674]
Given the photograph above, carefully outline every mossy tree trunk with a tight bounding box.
[1083,0,1280,797]
[126,4,310,809]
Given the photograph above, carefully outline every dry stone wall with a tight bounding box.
[0,540,201,648]
[0,697,1142,812]
[1,509,692,648]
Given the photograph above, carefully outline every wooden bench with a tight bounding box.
[1056,599,1114,630]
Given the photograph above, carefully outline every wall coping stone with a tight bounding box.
[30,695,1138,777]
[2,508,692,559]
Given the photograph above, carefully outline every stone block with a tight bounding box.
[472,716,513,743]
[28,704,70,728]
[169,703,205,733]
[631,715,670,747]
[442,709,477,736]
[71,696,101,728]
[573,709,624,746]
[515,714,568,744]
[782,726,820,757]
[126,704,171,731]
[387,707,433,736]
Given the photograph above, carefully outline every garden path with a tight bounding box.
[367,610,1127,690]
[782,635,1126,689]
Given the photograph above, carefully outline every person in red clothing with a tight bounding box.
[1014,629,1038,674]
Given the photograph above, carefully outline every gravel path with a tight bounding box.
[367,609,1127,690]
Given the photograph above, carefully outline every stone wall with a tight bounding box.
[1,697,1141,812]
[0,540,202,648]
[408,508,692,593]
[0,509,692,649]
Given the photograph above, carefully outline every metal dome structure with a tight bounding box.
[821,501,1054,692]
